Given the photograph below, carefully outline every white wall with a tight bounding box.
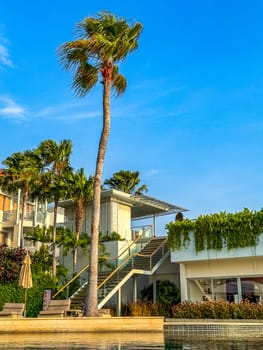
[171,231,263,263]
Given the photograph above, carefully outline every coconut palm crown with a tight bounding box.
[59,11,142,96]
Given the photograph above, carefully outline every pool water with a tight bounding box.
[0,333,262,349]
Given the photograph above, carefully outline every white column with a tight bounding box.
[16,189,22,247]
[44,200,48,226]
[153,215,156,237]
[180,263,188,301]
[153,277,157,303]
[117,287,122,316]
[16,189,21,223]
[133,277,137,302]
[34,197,38,226]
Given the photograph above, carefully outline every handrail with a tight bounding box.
[52,263,90,299]
[150,237,168,256]
[114,226,152,263]
[97,253,136,289]
[128,238,168,258]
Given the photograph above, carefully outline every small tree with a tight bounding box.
[104,170,148,195]
[37,139,72,276]
[0,149,42,248]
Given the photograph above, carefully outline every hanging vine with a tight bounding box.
[166,208,263,253]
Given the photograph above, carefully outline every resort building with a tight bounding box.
[0,188,47,248]
[170,230,263,304]
[57,189,187,314]
[0,187,63,251]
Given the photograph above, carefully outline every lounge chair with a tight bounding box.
[0,303,25,318]
[38,299,71,318]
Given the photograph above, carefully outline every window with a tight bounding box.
[188,276,263,303]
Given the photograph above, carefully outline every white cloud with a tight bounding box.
[35,101,100,121]
[145,169,160,176]
[0,40,13,68]
[0,96,26,121]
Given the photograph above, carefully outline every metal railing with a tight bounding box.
[52,263,90,299]
[97,238,168,306]
[2,211,16,222]
[2,210,45,224]
[53,226,153,299]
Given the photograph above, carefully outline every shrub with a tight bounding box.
[171,301,263,319]
[140,280,180,317]
[129,301,164,316]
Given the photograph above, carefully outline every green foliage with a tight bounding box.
[68,276,81,296]
[167,208,263,253]
[103,170,148,195]
[0,273,58,317]
[31,245,53,274]
[98,244,115,271]
[141,280,180,305]
[0,244,27,283]
[140,280,180,317]
[25,273,58,317]
[167,219,194,250]
[0,245,65,317]
[100,231,125,242]
[121,301,173,317]
[0,283,24,308]
[25,225,52,243]
[171,300,263,319]
[58,228,90,256]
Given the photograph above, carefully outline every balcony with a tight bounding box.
[2,210,45,226]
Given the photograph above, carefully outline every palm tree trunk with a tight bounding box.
[20,187,29,249]
[52,199,58,277]
[73,247,77,274]
[84,76,111,317]
[73,200,83,273]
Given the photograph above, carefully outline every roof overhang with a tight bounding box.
[58,189,188,219]
[130,194,188,220]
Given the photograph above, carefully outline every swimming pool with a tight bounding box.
[0,332,262,349]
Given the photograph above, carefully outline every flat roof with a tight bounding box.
[130,194,187,219]
[59,189,188,219]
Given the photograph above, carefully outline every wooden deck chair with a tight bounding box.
[0,303,25,318]
[38,299,71,318]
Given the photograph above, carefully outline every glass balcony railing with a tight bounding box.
[2,211,17,222]
[2,210,45,224]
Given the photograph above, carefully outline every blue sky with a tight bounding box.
[0,0,263,227]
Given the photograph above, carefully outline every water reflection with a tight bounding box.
[0,333,262,349]
[0,333,164,349]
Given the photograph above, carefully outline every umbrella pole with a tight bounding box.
[24,288,27,318]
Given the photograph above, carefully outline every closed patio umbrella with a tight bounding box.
[19,251,33,317]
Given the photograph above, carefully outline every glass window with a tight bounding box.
[189,279,212,301]
[213,278,238,302]
[188,276,263,303]
[241,277,263,303]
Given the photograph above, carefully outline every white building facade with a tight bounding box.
[171,231,263,303]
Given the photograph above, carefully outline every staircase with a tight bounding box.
[70,237,169,310]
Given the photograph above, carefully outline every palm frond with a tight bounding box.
[72,64,99,96]
[111,73,127,96]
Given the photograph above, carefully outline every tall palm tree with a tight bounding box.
[58,12,142,316]
[0,150,42,248]
[104,170,148,195]
[37,139,72,276]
